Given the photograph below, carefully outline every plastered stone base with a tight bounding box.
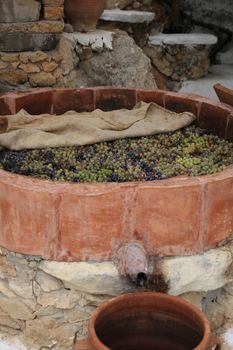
[0,242,232,349]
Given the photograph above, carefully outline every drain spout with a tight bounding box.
[118,242,149,287]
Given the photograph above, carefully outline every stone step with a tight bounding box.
[149,33,218,47]
[100,9,155,23]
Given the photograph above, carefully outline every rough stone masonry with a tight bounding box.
[0,242,233,349]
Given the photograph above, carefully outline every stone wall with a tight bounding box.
[0,31,157,90]
[0,0,66,89]
[0,242,233,349]
[0,0,222,91]
[180,0,233,32]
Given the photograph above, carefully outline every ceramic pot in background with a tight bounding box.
[64,0,106,32]
[75,292,221,350]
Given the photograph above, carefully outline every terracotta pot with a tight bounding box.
[75,292,221,350]
[64,0,106,32]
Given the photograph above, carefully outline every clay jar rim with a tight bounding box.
[87,292,211,350]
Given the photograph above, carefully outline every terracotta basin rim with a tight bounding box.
[88,292,211,350]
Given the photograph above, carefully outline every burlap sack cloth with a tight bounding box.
[0,102,196,150]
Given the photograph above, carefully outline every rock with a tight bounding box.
[11,62,20,69]
[219,322,233,350]
[0,53,19,62]
[19,63,40,73]
[32,280,41,298]
[0,325,21,337]
[64,305,92,323]
[205,283,233,330]
[19,53,29,64]
[39,260,132,295]
[0,256,16,278]
[8,278,34,299]
[0,315,24,331]
[41,61,58,72]
[203,288,227,331]
[0,21,64,34]
[74,31,157,89]
[29,51,49,63]
[35,305,63,318]
[0,279,15,298]
[56,35,78,76]
[37,289,81,309]
[21,318,79,350]
[0,0,41,23]
[159,244,233,296]
[0,69,28,86]
[180,292,206,310]
[0,296,34,320]
[29,72,56,87]
[0,33,60,52]
[0,62,8,70]
[35,270,62,292]
[44,6,64,21]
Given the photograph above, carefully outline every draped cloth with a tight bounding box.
[0,102,196,150]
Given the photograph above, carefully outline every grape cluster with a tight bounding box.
[0,125,232,183]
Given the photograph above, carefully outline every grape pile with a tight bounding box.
[0,125,232,183]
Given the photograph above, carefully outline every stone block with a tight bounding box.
[41,61,58,72]
[0,0,41,23]
[0,69,28,86]
[44,6,64,20]
[159,244,233,296]
[35,270,62,292]
[39,260,132,295]
[0,33,60,52]
[0,21,64,34]
[0,296,34,320]
[19,63,40,73]
[37,289,80,309]
[29,72,56,87]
